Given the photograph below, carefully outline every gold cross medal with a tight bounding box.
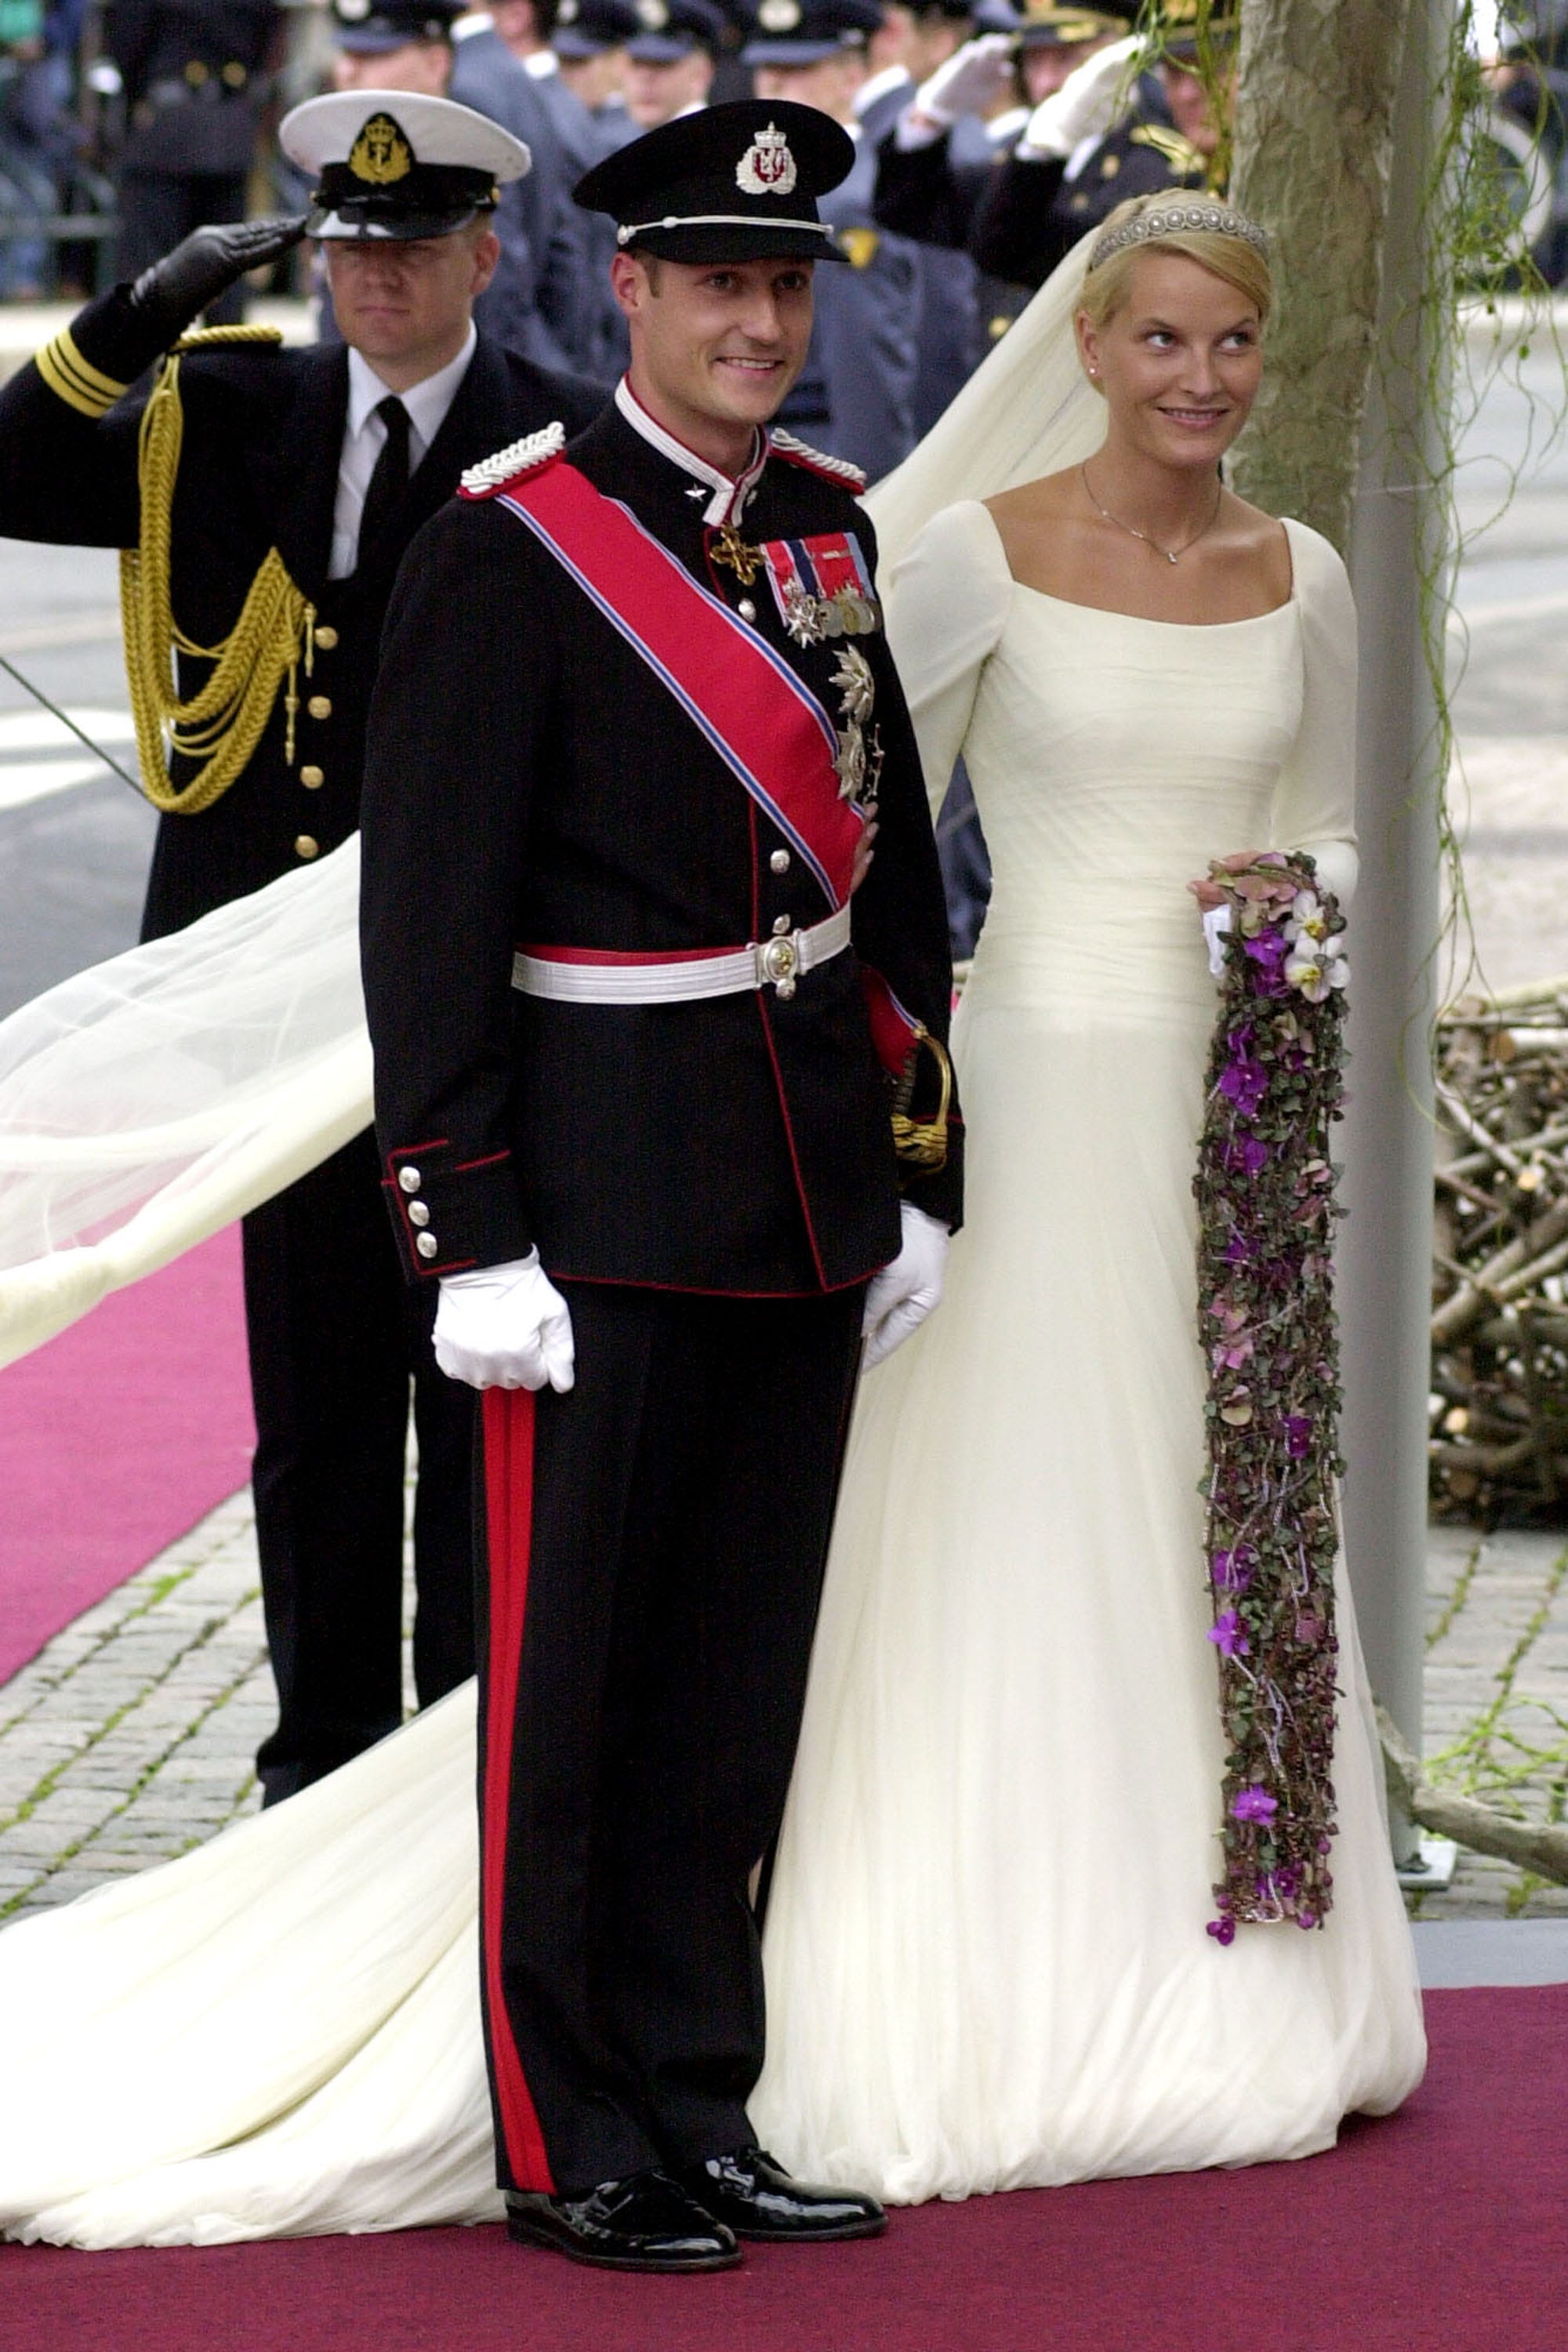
[758,532,880,648]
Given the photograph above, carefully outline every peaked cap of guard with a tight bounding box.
[573,97,854,265]
[281,89,530,241]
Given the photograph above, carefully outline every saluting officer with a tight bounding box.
[743,0,924,483]
[0,93,602,1803]
[105,1,285,320]
[360,99,960,2271]
[970,2,1223,290]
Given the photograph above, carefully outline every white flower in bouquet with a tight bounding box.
[1285,946,1350,1004]
[1284,889,1331,946]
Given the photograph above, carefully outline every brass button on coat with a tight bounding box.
[307,694,332,720]
[294,833,319,860]
[300,765,325,789]
[416,1232,439,1260]
[408,1200,431,1229]
[398,1167,422,1194]
[314,625,339,650]
[770,848,790,874]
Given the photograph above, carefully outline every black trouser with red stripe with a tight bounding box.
[476,1279,866,2197]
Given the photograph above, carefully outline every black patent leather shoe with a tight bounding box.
[505,2169,741,2272]
[677,2148,887,2242]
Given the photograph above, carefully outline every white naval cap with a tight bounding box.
[281,90,530,241]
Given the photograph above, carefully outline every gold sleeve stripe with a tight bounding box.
[35,328,130,419]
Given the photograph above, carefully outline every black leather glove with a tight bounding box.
[126,215,310,348]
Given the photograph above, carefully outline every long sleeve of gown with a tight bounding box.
[882,499,1012,818]
[1272,517,1359,913]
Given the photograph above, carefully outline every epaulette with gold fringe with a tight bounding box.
[459,423,566,499]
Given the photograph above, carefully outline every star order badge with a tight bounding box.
[736,122,798,198]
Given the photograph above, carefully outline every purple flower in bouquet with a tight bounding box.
[1284,1415,1313,1459]
[1223,1136,1269,1177]
[1207,1917,1236,1946]
[1208,1610,1249,1657]
[1212,1544,1256,1592]
[1219,1058,1269,1117]
[1231,1784,1278,1824]
[1224,1233,1251,1265]
[1244,927,1290,970]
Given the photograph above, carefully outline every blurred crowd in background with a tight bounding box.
[0,2,1566,440]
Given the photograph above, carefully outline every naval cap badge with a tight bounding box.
[757,0,802,24]
[349,111,414,187]
[736,120,798,198]
[636,0,670,22]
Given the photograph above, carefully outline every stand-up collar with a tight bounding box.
[614,377,770,526]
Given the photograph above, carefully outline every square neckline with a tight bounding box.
[980,502,1300,630]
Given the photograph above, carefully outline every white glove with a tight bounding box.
[1202,903,1232,977]
[434,1250,575,1392]
[909,34,1017,132]
[1018,32,1137,160]
[862,1203,949,1372]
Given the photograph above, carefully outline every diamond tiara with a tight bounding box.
[1087,203,1270,273]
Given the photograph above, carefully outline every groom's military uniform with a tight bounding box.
[361,104,961,2204]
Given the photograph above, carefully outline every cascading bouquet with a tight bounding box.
[1194,851,1349,1943]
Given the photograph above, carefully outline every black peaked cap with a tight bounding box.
[574,99,854,264]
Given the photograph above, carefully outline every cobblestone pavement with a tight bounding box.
[2,1488,1566,1926]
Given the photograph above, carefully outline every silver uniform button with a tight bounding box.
[739,598,757,622]
[416,1231,439,1260]
[770,848,790,873]
[772,913,791,936]
[399,1167,422,1194]
[408,1200,431,1228]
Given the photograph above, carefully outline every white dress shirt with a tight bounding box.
[328,325,479,581]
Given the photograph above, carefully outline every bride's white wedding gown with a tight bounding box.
[0,503,1424,2249]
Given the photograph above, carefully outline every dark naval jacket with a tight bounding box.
[0,286,603,941]
[361,397,963,1300]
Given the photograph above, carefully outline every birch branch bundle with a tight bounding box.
[1431,982,1568,1519]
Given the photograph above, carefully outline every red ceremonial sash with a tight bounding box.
[496,461,863,910]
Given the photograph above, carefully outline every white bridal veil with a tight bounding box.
[0,236,1106,1367]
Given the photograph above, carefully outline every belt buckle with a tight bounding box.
[758,932,800,1000]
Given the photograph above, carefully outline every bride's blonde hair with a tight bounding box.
[1078,194,1273,336]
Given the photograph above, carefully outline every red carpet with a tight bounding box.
[0,1227,253,1684]
[2,1986,1563,2352]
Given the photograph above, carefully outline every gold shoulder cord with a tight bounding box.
[120,325,317,816]
[891,1026,953,1172]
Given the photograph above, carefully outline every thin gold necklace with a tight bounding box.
[1080,463,1224,566]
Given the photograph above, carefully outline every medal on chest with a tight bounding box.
[758,531,880,647]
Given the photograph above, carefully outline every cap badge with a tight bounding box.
[337,0,371,18]
[757,0,802,27]
[736,122,797,198]
[636,0,670,22]
[349,111,415,187]
[557,0,579,18]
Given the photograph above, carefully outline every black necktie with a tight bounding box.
[356,394,412,568]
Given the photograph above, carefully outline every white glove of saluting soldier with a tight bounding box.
[862,1203,949,1371]
[897,33,1018,147]
[434,1251,576,1392]
[1018,32,1138,160]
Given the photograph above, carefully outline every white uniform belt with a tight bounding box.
[512,905,852,1005]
